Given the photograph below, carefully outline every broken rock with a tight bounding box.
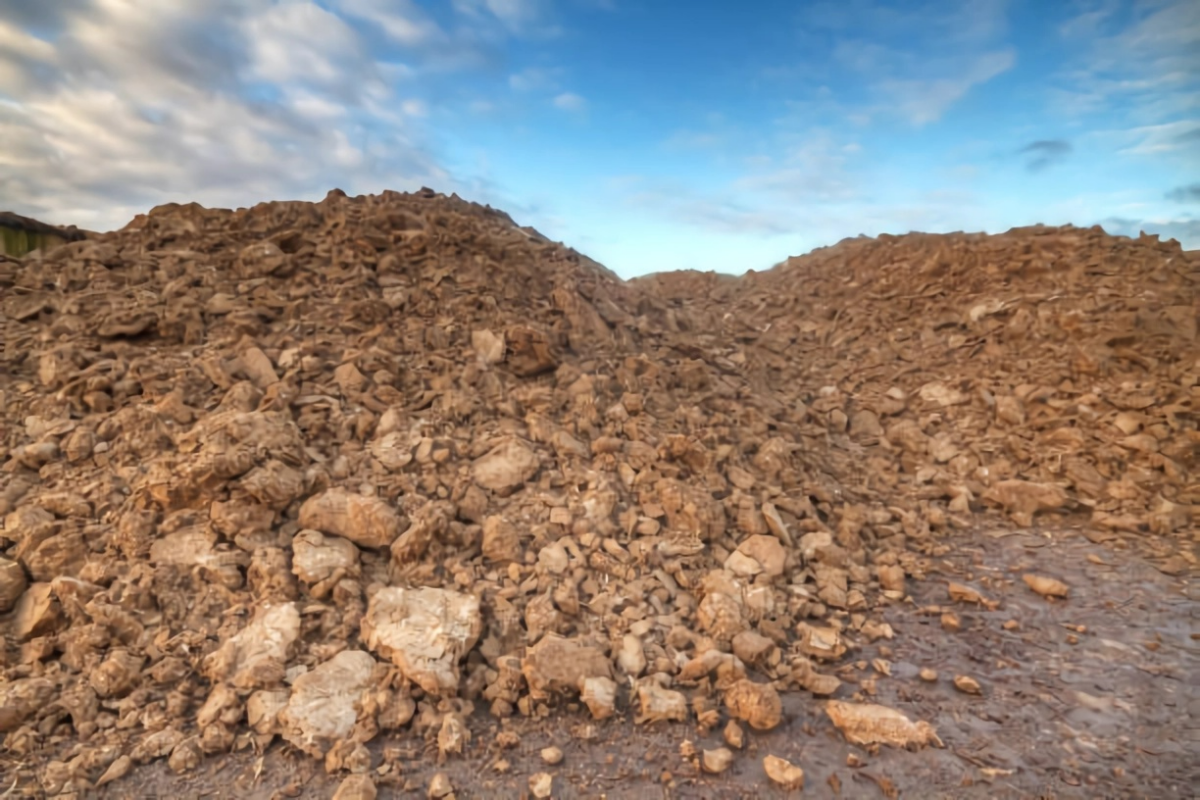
[299,489,404,549]
[361,586,482,695]
[279,650,379,757]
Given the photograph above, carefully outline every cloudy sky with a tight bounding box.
[1,0,1197,277]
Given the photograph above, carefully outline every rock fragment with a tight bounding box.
[763,755,805,790]
[361,587,482,695]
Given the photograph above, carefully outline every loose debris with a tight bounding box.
[0,191,1196,792]
[763,754,805,790]
[1023,573,1070,599]
[824,701,943,749]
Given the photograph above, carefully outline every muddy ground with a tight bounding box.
[32,524,1188,800]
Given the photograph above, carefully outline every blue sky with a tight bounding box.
[1,0,1197,276]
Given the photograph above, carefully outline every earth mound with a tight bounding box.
[1,191,1196,794]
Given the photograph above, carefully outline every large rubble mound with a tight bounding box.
[0,191,1196,794]
[708,226,1200,537]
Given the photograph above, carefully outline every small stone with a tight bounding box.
[529,772,554,799]
[702,747,735,774]
[954,675,982,695]
[763,755,805,790]
[723,719,745,749]
[333,775,378,800]
[541,746,564,766]
[428,772,453,799]
[1023,573,1069,599]
[919,668,938,682]
[941,612,961,632]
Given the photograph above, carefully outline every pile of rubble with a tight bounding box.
[0,190,1195,794]
[651,224,1200,537]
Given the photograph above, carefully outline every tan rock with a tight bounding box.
[523,633,613,701]
[279,650,379,757]
[635,681,688,724]
[291,529,360,584]
[702,747,734,774]
[763,755,804,790]
[724,679,783,731]
[202,603,300,690]
[361,587,482,695]
[737,534,787,578]
[299,489,404,549]
[333,775,378,800]
[471,439,540,495]
[825,700,942,749]
[0,556,28,612]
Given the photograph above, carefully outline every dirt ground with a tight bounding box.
[47,523,1192,800]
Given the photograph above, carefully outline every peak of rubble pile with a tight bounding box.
[0,190,1196,793]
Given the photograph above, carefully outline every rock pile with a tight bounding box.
[644,225,1200,536]
[1,190,1196,793]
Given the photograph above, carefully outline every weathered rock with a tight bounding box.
[291,529,360,584]
[0,556,28,612]
[763,755,805,790]
[825,700,942,749]
[723,679,783,731]
[522,633,613,701]
[279,650,379,757]
[361,587,482,695]
[333,775,378,800]
[299,489,404,549]
[201,603,300,690]
[471,439,540,495]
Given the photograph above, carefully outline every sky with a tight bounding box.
[1,0,1197,278]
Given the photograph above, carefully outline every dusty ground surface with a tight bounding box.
[49,524,1192,800]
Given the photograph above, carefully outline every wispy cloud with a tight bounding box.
[1053,0,1200,128]
[1019,139,1073,172]
[1166,183,1200,203]
[552,91,586,111]
[508,66,562,92]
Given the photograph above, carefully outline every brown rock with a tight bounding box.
[763,755,805,790]
[724,679,783,731]
[299,489,404,549]
[202,603,300,690]
[737,534,787,578]
[361,587,482,695]
[825,700,942,748]
[291,529,360,584]
[279,650,379,757]
[523,633,613,701]
[333,775,378,800]
[472,439,540,495]
[0,556,28,612]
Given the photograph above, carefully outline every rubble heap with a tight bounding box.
[643,225,1200,535]
[0,191,1196,792]
[1,189,888,792]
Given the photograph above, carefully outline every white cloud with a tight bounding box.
[246,2,383,100]
[509,66,562,92]
[0,0,450,232]
[336,0,448,47]
[553,91,586,111]
[1054,0,1200,127]
[881,49,1016,126]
